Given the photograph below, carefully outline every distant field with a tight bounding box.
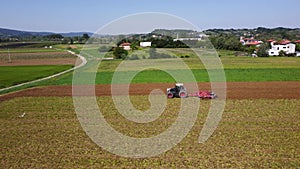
[49,47,300,69]
[0,48,299,93]
[0,51,75,61]
[94,57,300,72]
[0,51,77,66]
[0,48,59,53]
[15,68,298,87]
[94,68,300,84]
[0,42,60,49]
[1,97,299,168]
[0,65,73,88]
[1,66,298,94]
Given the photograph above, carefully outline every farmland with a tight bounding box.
[0,47,78,90]
[1,53,300,94]
[0,50,77,66]
[1,45,300,168]
[0,65,73,88]
[1,97,299,168]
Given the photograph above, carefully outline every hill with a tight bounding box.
[204,27,300,41]
[0,28,93,38]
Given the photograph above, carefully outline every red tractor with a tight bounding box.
[167,83,217,99]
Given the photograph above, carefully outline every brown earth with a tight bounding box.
[0,58,77,66]
[68,45,78,49]
[0,52,77,66]
[1,82,300,102]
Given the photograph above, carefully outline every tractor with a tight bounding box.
[167,83,217,99]
[167,83,188,98]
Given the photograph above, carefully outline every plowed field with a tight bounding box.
[1,82,299,102]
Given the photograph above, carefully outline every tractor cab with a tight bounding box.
[167,83,188,98]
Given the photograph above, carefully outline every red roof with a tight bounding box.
[267,39,275,42]
[120,42,131,46]
[294,40,300,43]
[245,41,261,46]
[278,40,291,45]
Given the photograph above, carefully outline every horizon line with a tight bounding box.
[1,26,300,35]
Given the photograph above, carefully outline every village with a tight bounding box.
[117,33,300,58]
[240,36,300,57]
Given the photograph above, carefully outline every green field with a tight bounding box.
[1,59,299,94]
[1,97,299,168]
[1,47,300,168]
[0,48,299,94]
[0,65,73,88]
[96,68,300,84]
[22,67,300,86]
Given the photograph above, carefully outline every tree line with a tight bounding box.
[0,33,90,44]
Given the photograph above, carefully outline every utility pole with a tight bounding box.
[8,48,12,63]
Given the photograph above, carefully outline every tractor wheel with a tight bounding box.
[167,92,174,98]
[179,91,187,98]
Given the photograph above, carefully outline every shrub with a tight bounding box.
[113,47,128,59]
[278,50,286,57]
[257,44,269,57]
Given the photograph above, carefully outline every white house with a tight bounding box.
[119,42,131,50]
[140,42,152,47]
[240,36,263,47]
[268,40,296,56]
[173,34,202,42]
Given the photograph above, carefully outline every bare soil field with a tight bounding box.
[0,52,77,66]
[1,82,300,102]
[1,82,299,168]
[0,58,77,66]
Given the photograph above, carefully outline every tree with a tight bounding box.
[61,37,73,44]
[44,34,63,41]
[70,38,74,44]
[296,44,300,52]
[82,33,90,40]
[278,50,286,57]
[245,46,256,54]
[212,34,245,51]
[225,36,244,51]
[130,42,139,50]
[257,43,269,57]
[113,47,128,59]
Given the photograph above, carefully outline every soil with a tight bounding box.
[1,82,300,102]
[0,58,77,66]
[0,51,77,66]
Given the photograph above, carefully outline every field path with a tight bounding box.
[0,51,86,93]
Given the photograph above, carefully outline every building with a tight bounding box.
[173,34,203,42]
[119,42,131,50]
[140,42,152,47]
[240,36,263,47]
[268,40,296,56]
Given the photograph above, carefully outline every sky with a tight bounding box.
[1,0,299,33]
